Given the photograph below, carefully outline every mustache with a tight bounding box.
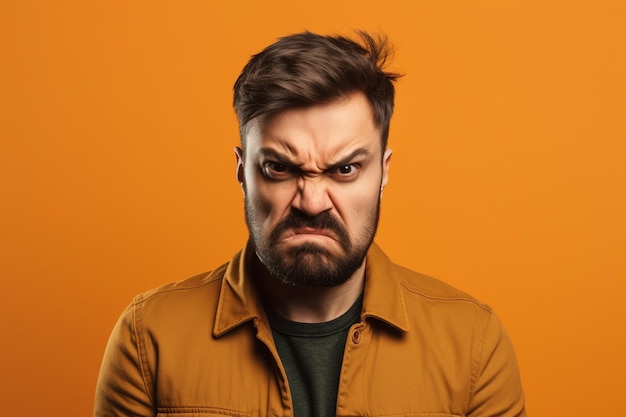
[270,210,350,245]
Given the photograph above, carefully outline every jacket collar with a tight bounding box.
[361,243,410,332]
[213,241,409,337]
[213,243,264,336]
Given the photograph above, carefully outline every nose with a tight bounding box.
[291,177,333,217]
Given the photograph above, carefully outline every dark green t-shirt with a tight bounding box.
[269,296,363,417]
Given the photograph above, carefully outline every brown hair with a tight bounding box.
[233,31,401,149]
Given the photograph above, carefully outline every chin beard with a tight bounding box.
[257,241,368,287]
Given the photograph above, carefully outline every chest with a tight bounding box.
[152,323,468,417]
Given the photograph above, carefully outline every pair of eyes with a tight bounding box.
[262,161,360,181]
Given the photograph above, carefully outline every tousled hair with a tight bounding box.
[233,31,401,149]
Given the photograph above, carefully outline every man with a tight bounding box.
[95,31,526,417]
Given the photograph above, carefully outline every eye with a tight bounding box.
[338,165,354,174]
[331,164,360,181]
[268,162,288,172]
[262,161,294,180]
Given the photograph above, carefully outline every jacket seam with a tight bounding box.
[399,282,491,312]
[156,406,253,416]
[133,294,155,407]
[140,267,227,302]
[467,309,493,410]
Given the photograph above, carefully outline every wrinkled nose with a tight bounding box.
[291,177,333,217]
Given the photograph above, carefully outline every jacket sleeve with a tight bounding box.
[467,312,527,417]
[94,302,155,417]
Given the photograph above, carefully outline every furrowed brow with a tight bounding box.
[324,149,370,172]
[258,148,295,164]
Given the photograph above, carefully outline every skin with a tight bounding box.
[235,92,392,323]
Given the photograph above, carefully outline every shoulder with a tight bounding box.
[392,263,491,313]
[388,264,503,359]
[128,262,230,322]
[387,263,496,335]
[366,243,493,326]
[140,263,227,299]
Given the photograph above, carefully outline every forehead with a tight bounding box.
[243,93,382,160]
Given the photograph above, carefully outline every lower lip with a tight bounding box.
[283,233,334,243]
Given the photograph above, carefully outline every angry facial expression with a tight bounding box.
[236,92,392,287]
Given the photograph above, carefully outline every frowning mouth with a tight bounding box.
[269,210,350,248]
[281,227,337,240]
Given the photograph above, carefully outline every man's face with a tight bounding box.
[235,92,392,287]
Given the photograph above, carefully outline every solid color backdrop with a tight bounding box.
[1,1,624,416]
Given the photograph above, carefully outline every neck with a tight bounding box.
[252,256,366,324]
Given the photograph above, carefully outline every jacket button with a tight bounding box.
[352,329,361,344]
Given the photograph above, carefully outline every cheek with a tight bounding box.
[246,178,296,226]
[331,185,380,228]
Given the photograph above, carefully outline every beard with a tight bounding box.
[245,199,381,287]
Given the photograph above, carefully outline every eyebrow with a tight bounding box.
[258,147,371,172]
[326,148,370,172]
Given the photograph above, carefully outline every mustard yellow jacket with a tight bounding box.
[95,243,526,416]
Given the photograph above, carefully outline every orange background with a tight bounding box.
[1,1,624,416]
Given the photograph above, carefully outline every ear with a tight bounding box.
[234,147,245,191]
[380,148,392,194]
